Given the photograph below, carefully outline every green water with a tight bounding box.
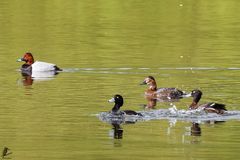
[0,0,240,159]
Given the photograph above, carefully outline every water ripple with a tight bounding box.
[97,107,240,125]
[62,67,240,74]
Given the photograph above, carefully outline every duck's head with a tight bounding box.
[190,89,202,103]
[140,76,156,85]
[108,94,124,112]
[17,52,34,65]
[108,94,124,106]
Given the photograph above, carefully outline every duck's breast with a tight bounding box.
[31,61,57,71]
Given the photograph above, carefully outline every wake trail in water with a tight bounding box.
[97,107,240,125]
[62,67,240,75]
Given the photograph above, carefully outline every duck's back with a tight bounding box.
[123,110,142,116]
[156,88,184,98]
[32,61,58,71]
[201,102,227,110]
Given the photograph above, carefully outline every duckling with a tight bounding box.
[140,76,186,99]
[189,89,227,114]
[17,52,62,72]
[108,94,142,116]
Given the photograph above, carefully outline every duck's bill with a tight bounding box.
[140,81,147,85]
[108,97,115,103]
[181,93,192,98]
[16,58,24,62]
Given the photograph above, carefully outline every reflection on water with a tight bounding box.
[191,123,201,137]
[21,72,33,86]
[19,71,60,86]
[142,96,183,109]
[183,123,202,144]
[110,123,123,139]
[99,111,232,146]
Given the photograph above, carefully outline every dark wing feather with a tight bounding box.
[204,102,227,111]
[123,110,142,116]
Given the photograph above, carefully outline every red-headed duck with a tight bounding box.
[140,76,186,99]
[108,94,142,116]
[17,52,62,72]
[188,89,227,114]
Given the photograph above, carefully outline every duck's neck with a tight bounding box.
[111,104,121,113]
[189,101,198,109]
[189,95,201,109]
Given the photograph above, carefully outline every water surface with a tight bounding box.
[0,0,240,160]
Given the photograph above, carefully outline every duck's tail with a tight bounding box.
[210,103,227,111]
[204,102,227,114]
[54,66,63,71]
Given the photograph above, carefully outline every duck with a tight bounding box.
[188,89,227,114]
[17,52,62,72]
[140,76,186,99]
[108,94,142,116]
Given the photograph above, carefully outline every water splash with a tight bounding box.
[98,112,142,124]
[97,107,240,125]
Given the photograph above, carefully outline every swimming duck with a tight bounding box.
[140,76,186,99]
[17,52,62,72]
[108,94,142,116]
[188,89,227,114]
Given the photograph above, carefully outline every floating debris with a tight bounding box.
[1,147,11,159]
